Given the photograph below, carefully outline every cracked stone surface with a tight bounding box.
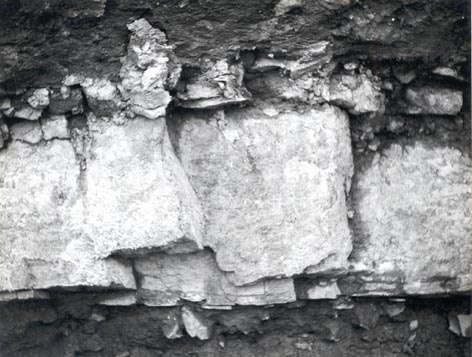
[176,59,251,109]
[172,103,353,285]
[350,141,472,295]
[135,250,296,307]
[87,117,204,257]
[0,140,135,291]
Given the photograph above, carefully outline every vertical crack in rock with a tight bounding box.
[0,1,470,354]
[86,117,204,257]
[0,140,135,292]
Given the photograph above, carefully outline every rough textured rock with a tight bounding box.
[135,250,296,307]
[10,120,43,144]
[0,140,135,291]
[351,141,472,295]
[119,19,174,120]
[176,59,251,109]
[249,42,333,78]
[0,0,469,354]
[181,306,213,340]
[41,115,70,140]
[172,104,353,285]
[403,87,463,115]
[329,72,384,115]
[86,117,204,257]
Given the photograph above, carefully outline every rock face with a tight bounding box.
[172,104,353,285]
[0,141,135,291]
[0,0,470,354]
[135,250,296,307]
[351,141,472,295]
[86,118,204,257]
[403,87,463,115]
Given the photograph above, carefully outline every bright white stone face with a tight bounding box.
[0,141,135,291]
[173,104,353,285]
[351,141,472,294]
[86,117,204,257]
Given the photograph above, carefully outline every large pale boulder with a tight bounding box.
[0,141,135,291]
[86,117,204,257]
[172,104,353,285]
[351,141,472,295]
[135,250,296,307]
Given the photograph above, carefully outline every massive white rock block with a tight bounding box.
[87,117,204,257]
[351,141,472,294]
[0,141,135,291]
[173,104,353,285]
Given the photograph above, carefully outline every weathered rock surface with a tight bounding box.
[135,250,296,307]
[296,279,342,300]
[41,115,70,140]
[176,59,251,109]
[119,19,174,120]
[181,306,213,340]
[0,140,135,291]
[86,117,204,257]
[0,115,205,291]
[249,42,333,78]
[172,104,353,285]
[10,120,43,144]
[329,73,384,115]
[351,141,472,295]
[403,87,463,116]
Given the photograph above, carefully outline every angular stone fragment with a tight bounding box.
[86,117,204,257]
[246,72,330,104]
[403,86,463,115]
[173,104,353,285]
[329,73,384,115]
[41,115,70,140]
[177,59,251,109]
[250,42,332,78]
[161,310,183,339]
[0,98,11,111]
[457,314,472,337]
[381,302,405,318]
[351,141,472,295]
[49,86,83,115]
[432,67,464,81]
[81,78,124,117]
[120,19,173,120]
[10,120,43,144]
[181,306,213,340]
[27,88,49,109]
[0,141,136,291]
[135,250,296,307]
[13,105,42,120]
